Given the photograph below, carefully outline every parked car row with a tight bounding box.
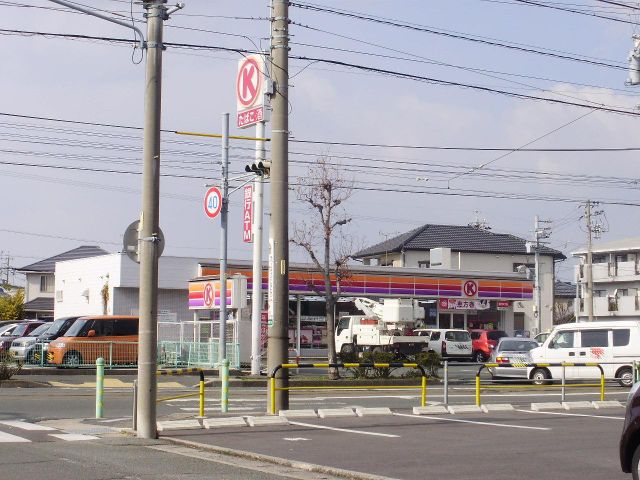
[0,315,139,367]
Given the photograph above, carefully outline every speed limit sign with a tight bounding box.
[204,187,222,219]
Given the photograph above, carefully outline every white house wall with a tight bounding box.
[113,287,191,322]
[25,273,54,303]
[54,254,120,317]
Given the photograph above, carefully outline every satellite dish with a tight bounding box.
[123,220,165,264]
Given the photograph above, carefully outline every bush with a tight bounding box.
[0,353,22,385]
[403,351,442,379]
[338,350,399,379]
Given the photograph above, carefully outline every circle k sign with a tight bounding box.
[237,57,263,108]
[463,280,478,297]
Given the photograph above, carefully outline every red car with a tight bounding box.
[469,329,508,362]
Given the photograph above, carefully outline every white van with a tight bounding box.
[422,329,472,360]
[528,320,640,387]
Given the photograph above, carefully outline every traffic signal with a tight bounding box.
[245,160,271,177]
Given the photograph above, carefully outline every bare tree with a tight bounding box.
[291,156,354,378]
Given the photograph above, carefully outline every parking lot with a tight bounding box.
[160,407,628,480]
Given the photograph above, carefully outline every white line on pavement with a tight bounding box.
[0,420,56,431]
[96,417,131,423]
[0,431,30,442]
[392,413,551,431]
[49,433,100,441]
[514,409,624,420]
[288,421,400,438]
[178,407,258,412]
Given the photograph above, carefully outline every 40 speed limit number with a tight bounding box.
[204,187,222,219]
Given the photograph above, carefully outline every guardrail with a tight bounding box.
[475,362,605,406]
[132,368,206,431]
[268,362,428,415]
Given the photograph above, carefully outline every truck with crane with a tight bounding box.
[335,298,428,356]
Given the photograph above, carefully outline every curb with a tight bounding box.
[162,436,398,480]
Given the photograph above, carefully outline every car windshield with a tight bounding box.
[11,324,32,337]
[45,318,71,336]
[64,319,89,337]
[27,323,50,336]
[446,331,470,341]
[499,340,538,352]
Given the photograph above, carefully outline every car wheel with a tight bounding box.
[632,443,640,480]
[63,351,83,368]
[340,344,355,354]
[474,351,485,363]
[617,367,634,388]
[531,368,550,385]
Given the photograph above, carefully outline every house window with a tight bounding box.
[619,289,629,297]
[592,255,607,264]
[513,263,535,274]
[418,261,430,269]
[615,254,628,263]
[593,290,606,298]
[40,275,54,293]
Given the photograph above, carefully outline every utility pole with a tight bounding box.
[137,0,166,439]
[219,113,230,413]
[532,216,551,334]
[251,121,265,376]
[267,0,290,412]
[585,201,594,322]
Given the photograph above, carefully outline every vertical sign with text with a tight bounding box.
[243,184,253,243]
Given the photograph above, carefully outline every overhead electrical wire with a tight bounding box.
[1,29,638,117]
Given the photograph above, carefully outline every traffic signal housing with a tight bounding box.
[245,160,271,177]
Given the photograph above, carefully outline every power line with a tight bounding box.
[289,2,629,70]
[512,0,639,23]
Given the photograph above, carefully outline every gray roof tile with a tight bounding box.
[17,246,109,273]
[354,224,565,260]
[22,297,54,312]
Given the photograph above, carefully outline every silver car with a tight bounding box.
[487,337,539,379]
[9,323,51,361]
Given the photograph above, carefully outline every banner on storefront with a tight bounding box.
[439,298,490,310]
[497,301,510,310]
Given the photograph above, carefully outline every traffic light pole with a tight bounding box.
[251,121,265,376]
[267,0,290,412]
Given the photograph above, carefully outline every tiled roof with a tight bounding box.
[555,281,577,298]
[354,224,566,260]
[17,246,109,273]
[22,297,54,313]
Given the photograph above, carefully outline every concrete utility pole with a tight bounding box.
[251,121,265,376]
[137,0,165,439]
[267,0,290,412]
[585,200,594,322]
[219,113,230,413]
[532,216,551,334]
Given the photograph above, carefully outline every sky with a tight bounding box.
[1,0,640,285]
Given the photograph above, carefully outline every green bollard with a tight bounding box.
[220,358,229,414]
[96,357,104,419]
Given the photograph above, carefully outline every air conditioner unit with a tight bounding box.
[55,290,63,302]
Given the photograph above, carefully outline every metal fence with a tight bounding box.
[22,339,239,369]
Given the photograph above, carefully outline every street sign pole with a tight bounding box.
[219,113,230,413]
[251,121,265,375]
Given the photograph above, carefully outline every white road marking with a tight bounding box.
[283,437,310,442]
[392,413,551,431]
[0,431,30,442]
[288,421,400,438]
[514,409,624,420]
[96,417,130,423]
[0,420,56,431]
[49,433,100,441]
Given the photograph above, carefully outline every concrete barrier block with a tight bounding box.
[317,408,356,418]
[246,416,289,427]
[278,409,318,418]
[562,401,594,410]
[156,419,202,432]
[531,402,564,411]
[481,404,514,413]
[202,417,247,429]
[355,407,392,416]
[447,405,483,414]
[413,406,449,415]
[592,400,624,409]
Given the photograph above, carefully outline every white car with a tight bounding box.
[487,337,539,378]
[9,323,51,361]
[423,329,472,360]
